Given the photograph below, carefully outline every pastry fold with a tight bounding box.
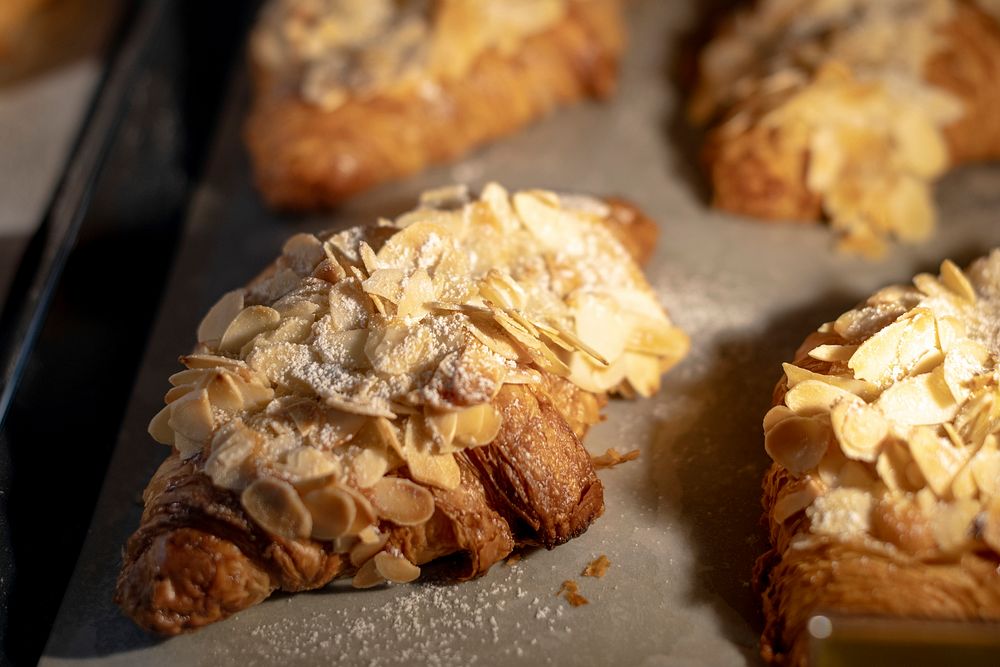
[245,0,624,210]
[692,1,1000,255]
[115,187,688,635]
[757,254,1000,665]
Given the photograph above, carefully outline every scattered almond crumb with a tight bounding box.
[590,447,640,469]
[505,552,522,566]
[582,554,610,578]
[557,580,589,607]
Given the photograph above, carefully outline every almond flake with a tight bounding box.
[368,476,435,526]
[241,477,313,539]
[373,551,421,584]
[764,416,831,475]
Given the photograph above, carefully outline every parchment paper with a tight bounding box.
[39,1,1000,665]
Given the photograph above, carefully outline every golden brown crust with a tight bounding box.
[757,336,1000,666]
[116,373,604,635]
[245,1,624,210]
[699,1,1000,224]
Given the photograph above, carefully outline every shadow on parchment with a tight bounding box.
[643,288,868,662]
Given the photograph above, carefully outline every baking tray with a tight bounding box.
[37,1,1000,665]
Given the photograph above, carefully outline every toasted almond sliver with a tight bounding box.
[908,426,964,498]
[762,405,795,433]
[352,557,385,589]
[784,380,862,417]
[830,400,888,462]
[219,306,281,354]
[148,404,175,445]
[341,484,378,536]
[180,353,248,372]
[764,416,830,475]
[935,316,967,354]
[197,290,244,345]
[167,388,214,442]
[782,363,879,401]
[624,352,663,398]
[369,477,435,526]
[426,410,458,448]
[349,531,389,568]
[282,233,325,272]
[403,417,462,490]
[971,448,1000,497]
[454,403,502,447]
[205,426,257,490]
[396,269,434,320]
[942,340,989,403]
[773,477,824,523]
[876,439,916,493]
[203,371,244,412]
[165,384,196,406]
[808,344,859,363]
[303,485,356,540]
[848,311,938,386]
[241,477,313,539]
[939,259,976,303]
[374,551,421,584]
[174,433,204,459]
[277,447,341,483]
[806,487,872,536]
[876,367,958,426]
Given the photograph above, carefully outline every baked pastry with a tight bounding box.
[245,0,625,210]
[114,183,689,635]
[690,0,1000,256]
[757,253,1000,665]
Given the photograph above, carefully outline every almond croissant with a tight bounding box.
[115,184,688,634]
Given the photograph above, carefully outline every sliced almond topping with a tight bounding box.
[624,352,663,398]
[350,529,388,567]
[396,269,434,320]
[197,290,244,345]
[348,439,390,489]
[369,477,435,526]
[362,268,406,304]
[277,447,341,483]
[830,400,888,462]
[808,344,858,363]
[180,353,249,372]
[403,417,462,490]
[352,557,385,589]
[302,485,356,540]
[773,477,825,523]
[480,269,528,311]
[203,371,244,412]
[764,416,830,475]
[784,380,861,417]
[282,233,325,273]
[218,306,281,354]
[908,426,964,498]
[875,367,958,426]
[373,551,420,584]
[782,363,879,401]
[763,405,795,433]
[935,316,966,354]
[571,292,627,362]
[939,260,976,304]
[426,410,458,449]
[453,403,502,447]
[942,340,990,403]
[970,438,1000,497]
[876,440,919,493]
[205,425,258,490]
[340,484,378,536]
[167,388,214,443]
[848,310,937,386]
[241,477,313,539]
[148,404,175,445]
[174,433,203,459]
